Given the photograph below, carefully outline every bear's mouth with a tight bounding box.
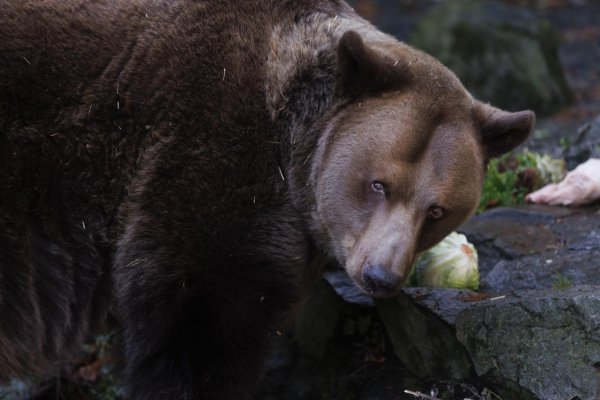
[348,267,405,299]
[344,248,410,298]
[351,278,403,298]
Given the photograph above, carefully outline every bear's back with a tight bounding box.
[0,0,350,378]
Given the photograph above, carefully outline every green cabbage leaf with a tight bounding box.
[409,232,479,290]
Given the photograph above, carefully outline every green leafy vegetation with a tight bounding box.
[559,136,570,149]
[478,151,566,213]
[552,273,573,290]
[408,232,479,290]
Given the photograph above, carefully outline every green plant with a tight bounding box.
[478,154,532,213]
[477,151,566,213]
[552,273,572,290]
[409,232,479,290]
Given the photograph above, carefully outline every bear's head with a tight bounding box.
[313,31,534,297]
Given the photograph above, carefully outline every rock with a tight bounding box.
[334,205,600,399]
[378,284,600,400]
[396,205,600,399]
[376,289,474,380]
[460,205,600,292]
[528,114,600,171]
[323,270,375,307]
[257,278,416,400]
[260,205,600,399]
[410,0,572,115]
[456,286,600,400]
[0,380,30,400]
[563,114,600,170]
[457,205,569,270]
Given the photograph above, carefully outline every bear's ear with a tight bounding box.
[475,101,535,160]
[338,30,409,98]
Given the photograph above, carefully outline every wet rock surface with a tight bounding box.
[317,205,600,400]
[460,205,600,292]
[529,113,600,171]
[456,286,600,400]
[561,114,600,169]
[257,204,600,399]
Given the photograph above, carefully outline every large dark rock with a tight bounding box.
[321,205,600,400]
[410,0,572,115]
[563,114,600,169]
[0,380,29,400]
[528,114,600,170]
[459,205,600,292]
[256,278,418,400]
[456,286,600,400]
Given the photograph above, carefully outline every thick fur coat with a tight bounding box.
[0,1,533,399]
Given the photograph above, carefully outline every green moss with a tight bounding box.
[552,273,572,290]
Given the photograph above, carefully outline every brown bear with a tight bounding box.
[0,0,534,399]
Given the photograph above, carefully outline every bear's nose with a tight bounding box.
[362,263,402,296]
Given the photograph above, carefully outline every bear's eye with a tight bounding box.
[428,205,444,220]
[370,181,387,196]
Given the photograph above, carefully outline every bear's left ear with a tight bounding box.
[475,101,535,160]
[338,30,410,98]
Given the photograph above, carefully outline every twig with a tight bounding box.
[302,151,313,166]
[279,86,287,101]
[404,390,442,400]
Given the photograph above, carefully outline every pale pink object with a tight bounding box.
[526,158,600,206]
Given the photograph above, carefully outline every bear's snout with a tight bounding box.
[362,263,403,297]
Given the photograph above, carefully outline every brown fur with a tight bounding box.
[0,0,534,398]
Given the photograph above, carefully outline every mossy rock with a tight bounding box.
[410,0,571,116]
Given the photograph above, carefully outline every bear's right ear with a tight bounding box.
[475,101,535,161]
[338,31,410,98]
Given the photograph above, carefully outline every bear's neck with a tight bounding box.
[274,63,341,251]
[263,10,390,249]
[273,70,357,261]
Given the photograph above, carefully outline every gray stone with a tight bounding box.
[408,206,600,399]
[0,379,32,400]
[456,286,600,400]
[564,114,600,170]
[261,205,600,399]
[460,205,600,292]
[376,290,473,381]
[323,270,374,307]
[366,205,600,399]
[410,0,572,115]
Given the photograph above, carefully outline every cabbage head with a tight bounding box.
[411,232,479,290]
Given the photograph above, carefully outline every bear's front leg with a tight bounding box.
[115,209,304,400]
